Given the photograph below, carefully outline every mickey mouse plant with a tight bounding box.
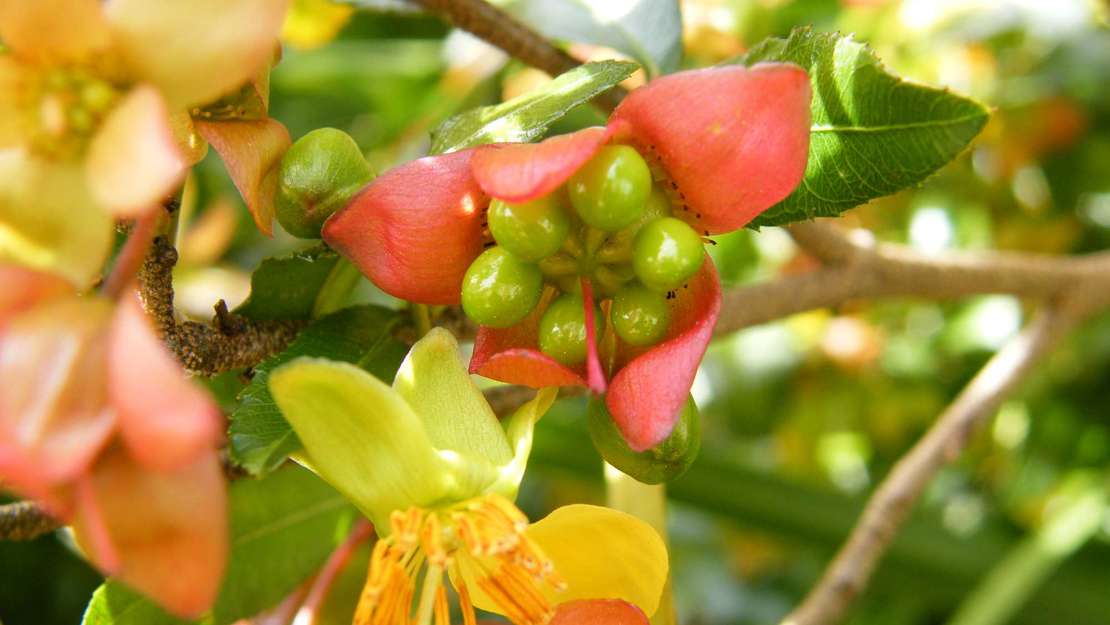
[269,328,669,625]
[277,63,812,482]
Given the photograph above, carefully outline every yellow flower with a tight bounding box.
[269,329,669,625]
[0,0,288,286]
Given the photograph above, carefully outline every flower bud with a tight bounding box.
[275,128,374,238]
[587,394,701,484]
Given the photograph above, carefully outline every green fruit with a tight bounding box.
[488,196,571,262]
[610,283,670,346]
[538,293,602,365]
[568,145,651,231]
[587,395,701,484]
[276,128,375,239]
[632,217,705,292]
[461,247,542,328]
[597,186,672,264]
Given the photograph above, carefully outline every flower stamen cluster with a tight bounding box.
[355,494,566,625]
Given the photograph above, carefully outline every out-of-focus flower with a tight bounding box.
[269,328,668,625]
[0,0,288,285]
[0,263,227,618]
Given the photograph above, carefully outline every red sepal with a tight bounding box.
[469,289,589,388]
[470,126,612,202]
[609,64,811,234]
[550,599,650,625]
[323,150,488,305]
[195,117,291,236]
[580,278,607,394]
[108,291,221,472]
[606,258,720,451]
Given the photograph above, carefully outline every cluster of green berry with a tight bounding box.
[461,144,707,365]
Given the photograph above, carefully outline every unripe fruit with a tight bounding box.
[587,395,701,484]
[538,293,601,366]
[597,186,673,265]
[610,283,670,346]
[488,195,571,262]
[276,128,374,239]
[568,145,652,231]
[461,247,543,328]
[632,217,705,292]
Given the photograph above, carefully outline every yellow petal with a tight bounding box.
[281,0,353,50]
[0,0,111,62]
[0,57,36,147]
[528,505,668,616]
[105,0,288,110]
[393,327,513,467]
[0,149,112,288]
[87,85,186,218]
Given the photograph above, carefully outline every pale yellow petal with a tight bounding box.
[0,149,112,288]
[0,0,111,62]
[528,505,668,616]
[105,0,288,109]
[86,85,185,217]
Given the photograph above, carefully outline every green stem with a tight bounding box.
[312,258,362,318]
[605,463,676,625]
[412,303,433,339]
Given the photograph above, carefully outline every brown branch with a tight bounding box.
[713,220,1110,337]
[408,0,626,111]
[138,236,305,376]
[0,501,61,541]
[781,301,1085,625]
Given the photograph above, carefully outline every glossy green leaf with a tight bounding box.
[233,245,340,320]
[269,358,456,529]
[739,28,990,227]
[81,466,355,625]
[507,0,682,77]
[429,60,637,154]
[393,328,512,465]
[228,305,407,475]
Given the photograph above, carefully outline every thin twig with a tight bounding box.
[780,302,1085,625]
[102,209,162,298]
[138,237,306,376]
[408,0,626,111]
[292,520,375,625]
[0,501,61,541]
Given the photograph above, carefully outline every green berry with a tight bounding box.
[597,186,672,264]
[488,195,571,261]
[632,217,705,292]
[611,283,671,346]
[587,395,701,484]
[538,293,602,366]
[276,128,375,239]
[568,145,652,231]
[461,247,542,328]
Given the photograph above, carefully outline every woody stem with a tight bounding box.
[604,464,676,625]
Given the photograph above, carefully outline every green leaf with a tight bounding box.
[429,60,637,154]
[739,28,990,227]
[507,0,682,77]
[229,305,407,475]
[81,466,356,625]
[233,245,339,320]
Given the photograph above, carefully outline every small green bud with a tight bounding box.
[276,128,374,239]
[587,395,701,484]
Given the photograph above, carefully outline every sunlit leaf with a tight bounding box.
[739,28,990,227]
[429,60,636,154]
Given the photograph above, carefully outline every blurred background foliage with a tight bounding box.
[3,1,1110,624]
